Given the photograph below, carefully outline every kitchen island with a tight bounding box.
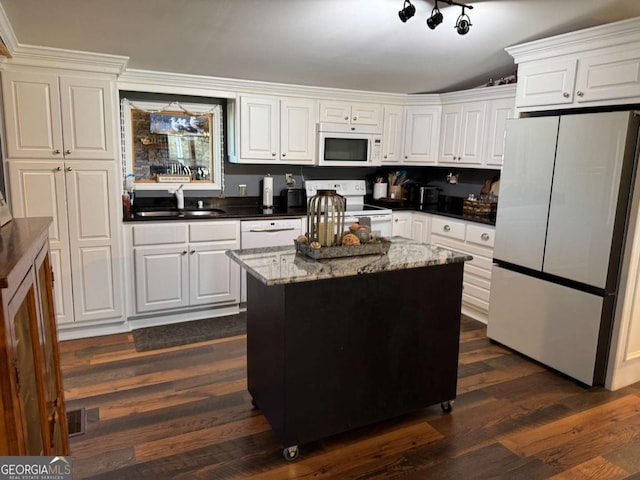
[227,237,472,460]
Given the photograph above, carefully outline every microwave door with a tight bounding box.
[322,136,369,164]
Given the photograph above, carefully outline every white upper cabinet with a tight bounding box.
[2,70,115,159]
[508,17,640,110]
[319,101,382,126]
[402,106,440,165]
[438,101,486,166]
[484,97,515,168]
[381,105,404,165]
[238,95,315,164]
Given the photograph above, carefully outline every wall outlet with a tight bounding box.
[285,173,294,186]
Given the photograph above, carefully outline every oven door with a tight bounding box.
[344,213,393,238]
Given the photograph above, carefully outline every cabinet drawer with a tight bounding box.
[466,224,495,247]
[431,217,465,241]
[133,224,187,246]
[190,221,239,243]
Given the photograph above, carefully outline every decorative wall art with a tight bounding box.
[122,100,223,190]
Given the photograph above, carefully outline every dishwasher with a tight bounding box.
[240,218,304,303]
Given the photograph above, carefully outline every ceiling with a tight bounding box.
[1,0,640,95]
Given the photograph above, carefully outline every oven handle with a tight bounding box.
[248,227,297,233]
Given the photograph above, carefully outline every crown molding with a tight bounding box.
[506,16,640,64]
[118,68,409,104]
[0,2,18,53]
[440,84,517,104]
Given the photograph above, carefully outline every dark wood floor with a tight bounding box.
[59,316,640,479]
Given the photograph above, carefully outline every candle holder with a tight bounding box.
[307,189,345,247]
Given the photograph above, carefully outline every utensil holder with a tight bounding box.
[389,185,403,200]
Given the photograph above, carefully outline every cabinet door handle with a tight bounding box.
[282,152,286,157]
[181,250,188,255]
[352,116,357,121]
[384,155,388,159]
[271,152,276,157]
[64,149,71,155]
[443,225,451,232]
[56,166,62,171]
[53,149,61,155]
[576,91,584,97]
[344,116,349,120]
[481,233,490,240]
[190,249,196,255]
[65,166,72,172]
[563,92,570,98]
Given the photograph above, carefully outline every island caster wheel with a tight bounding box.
[441,400,454,413]
[283,445,299,461]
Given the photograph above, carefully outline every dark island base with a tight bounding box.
[246,262,464,455]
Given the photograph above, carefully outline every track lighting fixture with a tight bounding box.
[455,6,472,35]
[426,1,443,30]
[399,0,474,35]
[398,0,416,23]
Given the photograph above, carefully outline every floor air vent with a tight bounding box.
[66,408,85,437]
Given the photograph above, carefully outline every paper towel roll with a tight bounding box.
[262,176,273,207]
[373,183,388,200]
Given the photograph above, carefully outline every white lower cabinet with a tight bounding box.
[392,211,413,238]
[8,160,124,327]
[132,221,240,314]
[428,215,495,323]
[411,212,431,243]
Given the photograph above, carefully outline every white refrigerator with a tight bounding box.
[488,111,640,386]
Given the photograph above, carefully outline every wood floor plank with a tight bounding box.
[547,456,629,480]
[499,395,640,457]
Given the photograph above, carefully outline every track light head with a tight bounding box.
[455,7,472,35]
[398,0,416,23]
[426,7,443,30]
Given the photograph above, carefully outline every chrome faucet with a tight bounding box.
[168,184,185,210]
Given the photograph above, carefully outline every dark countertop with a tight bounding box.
[369,195,496,226]
[124,195,495,226]
[124,196,306,222]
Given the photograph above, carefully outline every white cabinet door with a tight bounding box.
[64,161,123,323]
[351,102,382,126]
[516,58,578,107]
[392,211,412,238]
[58,76,115,159]
[575,48,640,104]
[8,161,73,324]
[318,101,381,126]
[2,71,115,160]
[2,72,63,159]
[411,212,431,243]
[438,102,485,166]
[239,96,279,161]
[318,101,351,124]
[134,245,190,313]
[280,98,315,164]
[382,105,404,165]
[189,242,240,305]
[403,106,440,165]
[484,97,515,168]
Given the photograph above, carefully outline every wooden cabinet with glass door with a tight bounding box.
[0,217,69,455]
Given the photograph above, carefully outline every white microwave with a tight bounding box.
[317,123,382,167]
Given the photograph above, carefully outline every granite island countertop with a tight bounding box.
[226,237,472,286]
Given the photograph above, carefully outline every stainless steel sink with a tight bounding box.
[134,209,226,218]
[181,209,225,217]
[135,211,182,217]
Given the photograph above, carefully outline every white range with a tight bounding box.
[304,179,393,237]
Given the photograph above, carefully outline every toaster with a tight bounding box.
[281,188,306,211]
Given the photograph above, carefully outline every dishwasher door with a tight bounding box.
[240,218,304,302]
